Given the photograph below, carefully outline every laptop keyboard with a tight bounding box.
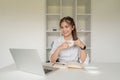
[44,69,53,74]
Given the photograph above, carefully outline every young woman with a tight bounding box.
[49,16,87,64]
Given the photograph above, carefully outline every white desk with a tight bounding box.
[0,64,45,80]
[0,63,120,80]
[46,63,120,80]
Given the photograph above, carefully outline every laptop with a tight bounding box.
[9,48,58,77]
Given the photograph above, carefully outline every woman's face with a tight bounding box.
[60,21,74,37]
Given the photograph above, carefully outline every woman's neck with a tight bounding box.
[64,35,73,40]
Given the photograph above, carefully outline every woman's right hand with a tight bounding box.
[59,42,69,50]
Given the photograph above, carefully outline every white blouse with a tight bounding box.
[49,36,89,64]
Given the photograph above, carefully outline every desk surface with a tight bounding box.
[46,63,120,80]
[0,63,120,80]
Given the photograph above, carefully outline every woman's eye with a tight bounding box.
[65,26,69,28]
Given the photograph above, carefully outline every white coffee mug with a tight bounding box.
[67,41,74,47]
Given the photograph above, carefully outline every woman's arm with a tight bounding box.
[50,46,61,63]
[79,50,87,63]
[74,39,87,63]
[50,42,69,63]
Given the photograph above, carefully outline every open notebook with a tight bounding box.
[52,62,84,69]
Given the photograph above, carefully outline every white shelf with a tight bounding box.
[77,31,91,33]
[46,0,60,14]
[46,0,91,62]
[77,13,91,16]
[62,0,76,18]
[77,0,91,14]
[46,31,60,33]
[46,15,60,31]
[46,13,61,16]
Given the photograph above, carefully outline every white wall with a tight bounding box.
[0,0,46,68]
[0,0,120,69]
[91,0,120,63]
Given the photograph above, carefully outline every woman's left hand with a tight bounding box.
[74,39,85,48]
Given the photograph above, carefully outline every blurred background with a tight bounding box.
[0,0,120,69]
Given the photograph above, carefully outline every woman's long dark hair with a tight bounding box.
[59,16,78,40]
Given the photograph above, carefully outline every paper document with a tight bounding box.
[52,62,84,69]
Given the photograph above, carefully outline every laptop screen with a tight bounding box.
[10,48,46,76]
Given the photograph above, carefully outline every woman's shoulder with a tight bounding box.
[53,36,64,43]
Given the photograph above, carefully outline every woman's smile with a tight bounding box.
[60,21,73,37]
